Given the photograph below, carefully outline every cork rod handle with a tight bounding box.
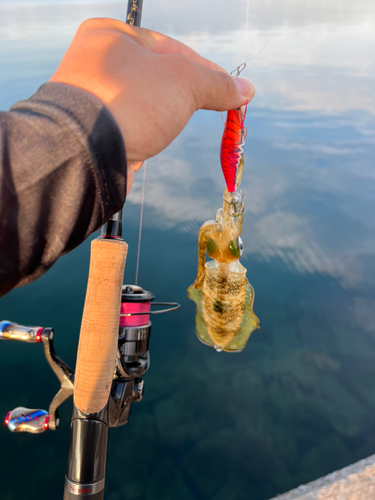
[74,237,128,414]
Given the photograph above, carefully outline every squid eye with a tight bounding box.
[238,237,244,256]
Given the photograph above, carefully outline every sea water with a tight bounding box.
[1,1,375,499]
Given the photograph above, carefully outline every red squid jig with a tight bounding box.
[220,105,247,193]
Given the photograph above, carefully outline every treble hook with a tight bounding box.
[230,62,247,77]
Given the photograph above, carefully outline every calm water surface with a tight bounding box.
[1,1,375,499]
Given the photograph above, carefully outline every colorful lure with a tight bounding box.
[220,106,247,193]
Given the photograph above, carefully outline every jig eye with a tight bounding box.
[230,192,242,204]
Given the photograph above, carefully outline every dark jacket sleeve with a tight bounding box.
[0,82,127,297]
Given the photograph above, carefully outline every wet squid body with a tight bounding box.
[188,106,259,352]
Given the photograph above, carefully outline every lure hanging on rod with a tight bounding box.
[188,103,259,352]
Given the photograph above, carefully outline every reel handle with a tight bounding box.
[0,321,43,343]
[5,407,50,433]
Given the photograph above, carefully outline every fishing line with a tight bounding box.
[134,0,159,286]
[245,37,271,63]
[155,0,159,30]
[244,0,271,64]
[135,161,147,286]
[219,1,270,125]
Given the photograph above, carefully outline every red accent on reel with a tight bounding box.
[35,328,43,343]
[43,415,50,430]
[4,411,11,426]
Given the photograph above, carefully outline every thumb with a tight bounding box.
[191,63,256,111]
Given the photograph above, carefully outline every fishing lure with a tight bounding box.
[220,106,247,193]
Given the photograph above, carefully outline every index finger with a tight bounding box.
[134,27,229,74]
[84,19,229,74]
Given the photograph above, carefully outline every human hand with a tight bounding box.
[50,18,255,190]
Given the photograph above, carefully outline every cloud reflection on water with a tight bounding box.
[129,105,375,289]
[1,0,375,289]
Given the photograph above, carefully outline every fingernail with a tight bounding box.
[132,161,144,172]
[234,77,256,98]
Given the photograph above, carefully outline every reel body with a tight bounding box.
[1,285,179,433]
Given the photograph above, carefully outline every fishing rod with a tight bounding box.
[62,1,148,492]
[1,1,181,499]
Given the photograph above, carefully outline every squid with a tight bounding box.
[188,107,259,352]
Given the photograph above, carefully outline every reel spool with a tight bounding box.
[120,285,155,327]
[120,284,180,326]
[116,284,180,375]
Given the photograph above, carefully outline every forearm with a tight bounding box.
[0,82,127,297]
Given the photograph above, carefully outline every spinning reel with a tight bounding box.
[1,285,180,434]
